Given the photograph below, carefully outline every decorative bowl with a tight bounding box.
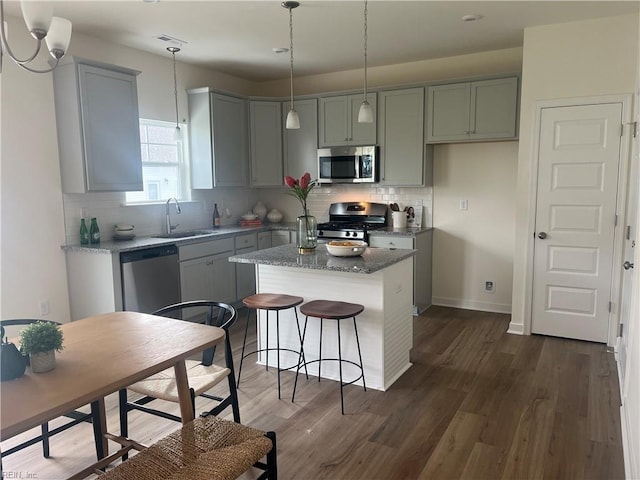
[115,223,134,232]
[267,209,283,223]
[242,213,258,221]
[326,240,368,257]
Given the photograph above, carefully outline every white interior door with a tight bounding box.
[532,103,623,342]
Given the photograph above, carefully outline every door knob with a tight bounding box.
[623,261,634,270]
[537,232,547,239]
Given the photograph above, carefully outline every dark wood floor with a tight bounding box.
[2,306,625,479]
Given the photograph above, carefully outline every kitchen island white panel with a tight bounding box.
[246,255,413,391]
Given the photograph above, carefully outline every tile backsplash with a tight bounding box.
[62,184,432,245]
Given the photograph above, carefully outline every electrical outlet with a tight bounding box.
[39,300,50,316]
[460,200,468,211]
[484,281,495,293]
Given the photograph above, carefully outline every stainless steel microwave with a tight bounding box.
[317,146,378,184]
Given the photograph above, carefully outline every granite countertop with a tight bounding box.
[229,243,416,275]
[368,226,433,236]
[62,223,296,254]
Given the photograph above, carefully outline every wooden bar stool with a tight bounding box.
[237,293,307,399]
[292,300,366,414]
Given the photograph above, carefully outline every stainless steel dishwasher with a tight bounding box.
[120,245,180,313]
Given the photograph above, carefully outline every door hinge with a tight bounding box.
[614,214,618,226]
[609,301,613,313]
[627,225,632,240]
[619,323,624,337]
[623,121,638,138]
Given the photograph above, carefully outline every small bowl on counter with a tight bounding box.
[241,213,258,221]
[113,224,135,241]
[325,240,368,257]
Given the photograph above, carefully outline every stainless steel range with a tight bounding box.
[317,202,388,243]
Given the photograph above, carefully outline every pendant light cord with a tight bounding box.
[289,5,295,111]
[363,0,368,100]
[172,50,179,129]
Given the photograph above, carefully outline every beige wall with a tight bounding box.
[432,142,518,313]
[0,27,70,321]
[0,17,254,321]
[510,13,639,334]
[259,47,522,96]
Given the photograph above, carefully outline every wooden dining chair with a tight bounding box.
[119,301,241,441]
[0,319,97,460]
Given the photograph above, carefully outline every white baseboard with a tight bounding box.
[507,322,525,335]
[431,296,512,315]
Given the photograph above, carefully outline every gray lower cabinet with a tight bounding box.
[258,231,272,250]
[189,88,249,188]
[53,58,143,193]
[179,238,236,304]
[426,76,518,143]
[272,230,293,246]
[368,230,432,314]
[250,101,283,186]
[283,98,318,179]
[378,87,427,186]
[235,233,258,300]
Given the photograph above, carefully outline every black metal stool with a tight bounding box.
[292,299,367,414]
[237,293,307,398]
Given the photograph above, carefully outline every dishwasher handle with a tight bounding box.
[120,245,178,263]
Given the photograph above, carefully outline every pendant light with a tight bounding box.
[167,46,182,141]
[282,1,300,129]
[357,0,374,123]
[0,0,72,74]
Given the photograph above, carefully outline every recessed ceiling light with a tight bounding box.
[461,14,483,22]
[273,47,289,54]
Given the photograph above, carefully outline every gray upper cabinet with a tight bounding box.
[378,87,426,186]
[52,59,143,193]
[426,76,518,143]
[319,93,377,147]
[189,88,249,188]
[249,101,283,187]
[283,98,318,180]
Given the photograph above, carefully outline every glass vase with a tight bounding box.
[296,215,317,254]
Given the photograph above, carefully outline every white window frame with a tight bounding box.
[125,119,190,205]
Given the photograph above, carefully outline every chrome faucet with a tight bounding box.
[165,197,181,234]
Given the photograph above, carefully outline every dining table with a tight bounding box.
[0,311,226,477]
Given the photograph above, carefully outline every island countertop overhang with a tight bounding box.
[228,244,416,274]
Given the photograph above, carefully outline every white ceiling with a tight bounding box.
[5,1,639,82]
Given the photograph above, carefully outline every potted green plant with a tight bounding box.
[19,321,64,373]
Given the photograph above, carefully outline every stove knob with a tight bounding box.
[345,231,352,237]
[319,230,324,236]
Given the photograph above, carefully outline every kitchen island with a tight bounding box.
[229,244,416,391]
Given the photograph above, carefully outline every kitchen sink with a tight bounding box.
[152,229,217,239]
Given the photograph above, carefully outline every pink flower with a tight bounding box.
[284,176,297,188]
[283,172,317,216]
[299,173,310,189]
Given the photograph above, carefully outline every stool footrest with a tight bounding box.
[240,347,306,373]
[295,358,365,387]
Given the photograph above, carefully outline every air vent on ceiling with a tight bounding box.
[153,34,188,45]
